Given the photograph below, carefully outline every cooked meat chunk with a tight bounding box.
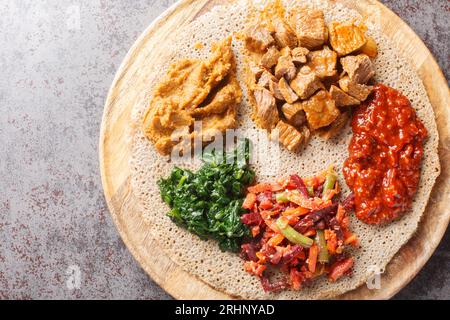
[261,46,281,69]
[319,111,351,140]
[301,125,311,144]
[291,47,309,65]
[275,55,297,81]
[330,85,360,107]
[339,76,373,101]
[301,90,340,129]
[281,102,307,127]
[290,8,327,49]
[253,87,279,130]
[272,17,298,48]
[269,80,285,100]
[278,78,299,104]
[328,21,367,56]
[248,60,265,81]
[340,54,374,84]
[290,66,324,100]
[270,121,305,152]
[243,23,275,52]
[279,46,292,57]
[258,70,277,89]
[307,46,337,78]
[360,36,378,58]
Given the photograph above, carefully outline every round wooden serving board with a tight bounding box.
[99,0,450,299]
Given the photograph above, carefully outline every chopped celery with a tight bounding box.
[276,218,314,248]
[307,186,314,197]
[316,230,329,263]
[323,167,338,193]
[276,192,289,203]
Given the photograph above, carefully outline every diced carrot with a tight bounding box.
[336,204,345,223]
[244,261,267,277]
[287,193,313,209]
[341,216,350,229]
[285,215,299,225]
[262,217,280,233]
[304,229,317,237]
[325,229,337,254]
[260,210,277,219]
[297,251,306,261]
[259,199,273,210]
[328,258,354,282]
[282,207,309,217]
[251,225,260,237]
[289,268,303,290]
[344,231,358,246]
[256,251,266,263]
[308,244,319,273]
[271,183,284,192]
[268,234,285,247]
[335,181,341,193]
[242,193,257,210]
[248,183,272,194]
[322,189,338,202]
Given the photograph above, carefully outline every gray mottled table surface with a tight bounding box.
[0,0,448,300]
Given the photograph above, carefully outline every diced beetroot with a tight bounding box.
[289,268,304,290]
[290,174,310,198]
[241,243,259,262]
[256,190,273,202]
[342,192,355,211]
[241,212,263,226]
[257,191,274,209]
[260,276,288,293]
[281,245,303,265]
[269,250,283,265]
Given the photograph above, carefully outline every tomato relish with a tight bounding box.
[343,84,427,224]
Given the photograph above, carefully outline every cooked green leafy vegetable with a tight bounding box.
[158,140,255,252]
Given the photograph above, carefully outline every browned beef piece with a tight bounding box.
[340,54,374,84]
[329,85,360,107]
[243,23,275,52]
[290,8,327,49]
[272,17,298,48]
[270,121,305,152]
[328,21,367,56]
[301,90,340,129]
[253,87,279,130]
[290,66,324,100]
[338,76,373,101]
[275,55,297,81]
[281,102,307,127]
[269,80,285,100]
[261,46,281,69]
[257,70,277,89]
[291,47,309,65]
[319,111,351,140]
[278,78,299,104]
[248,60,265,81]
[307,46,337,78]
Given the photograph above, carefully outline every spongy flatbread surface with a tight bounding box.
[129,0,440,299]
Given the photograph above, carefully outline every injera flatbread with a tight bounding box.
[129,0,440,299]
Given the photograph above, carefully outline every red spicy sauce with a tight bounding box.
[343,84,427,224]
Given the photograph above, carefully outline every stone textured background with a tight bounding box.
[0,0,448,300]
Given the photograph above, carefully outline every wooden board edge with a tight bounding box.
[99,0,450,300]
